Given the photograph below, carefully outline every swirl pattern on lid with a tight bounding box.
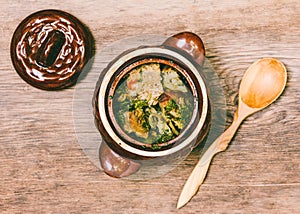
[11,10,93,90]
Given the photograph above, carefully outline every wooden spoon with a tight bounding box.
[177,58,287,208]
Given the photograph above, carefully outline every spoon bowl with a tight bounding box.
[177,58,287,208]
[240,58,287,109]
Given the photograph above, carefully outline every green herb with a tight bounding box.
[155,129,174,144]
[151,143,162,150]
[129,99,149,111]
[165,99,178,112]
[128,99,151,131]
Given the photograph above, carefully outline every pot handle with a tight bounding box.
[162,32,205,66]
[99,140,141,178]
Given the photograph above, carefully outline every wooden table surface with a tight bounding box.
[1,0,299,213]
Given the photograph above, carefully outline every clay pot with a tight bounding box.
[93,32,211,178]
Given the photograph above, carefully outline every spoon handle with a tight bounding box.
[177,114,243,209]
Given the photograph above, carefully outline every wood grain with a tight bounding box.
[1,0,299,213]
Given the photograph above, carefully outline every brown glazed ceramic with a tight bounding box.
[11,10,93,90]
[93,32,211,178]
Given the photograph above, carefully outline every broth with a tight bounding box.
[111,61,194,149]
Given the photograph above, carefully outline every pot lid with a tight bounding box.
[10,9,93,90]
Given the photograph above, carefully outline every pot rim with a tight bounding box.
[98,47,208,157]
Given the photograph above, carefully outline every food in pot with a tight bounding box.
[112,62,194,148]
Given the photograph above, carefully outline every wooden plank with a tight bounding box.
[0,0,299,213]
